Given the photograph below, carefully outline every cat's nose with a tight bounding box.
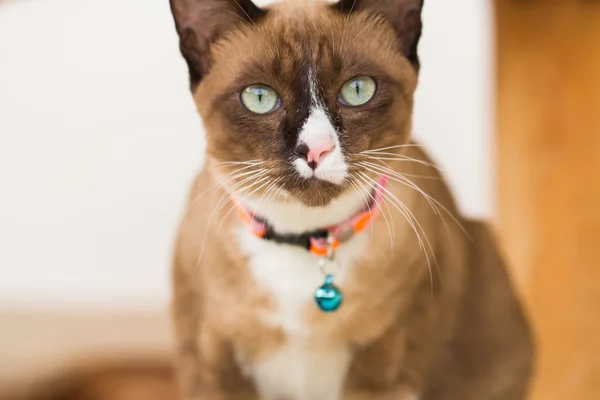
[294,139,335,170]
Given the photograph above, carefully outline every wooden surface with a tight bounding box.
[495,1,600,399]
[0,309,172,396]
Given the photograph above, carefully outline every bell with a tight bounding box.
[314,274,343,312]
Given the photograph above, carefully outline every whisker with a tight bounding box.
[361,161,469,240]
[211,168,273,217]
[357,172,437,296]
[253,176,284,218]
[273,182,287,202]
[349,173,395,251]
[271,177,289,202]
[358,161,440,214]
[361,143,425,153]
[356,160,440,180]
[397,174,471,241]
[346,172,375,242]
[194,168,272,270]
[356,172,424,253]
[359,162,450,247]
[215,174,276,235]
[360,161,449,250]
[359,153,442,171]
[211,159,264,167]
[184,164,266,219]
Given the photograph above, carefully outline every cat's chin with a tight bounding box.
[286,179,349,208]
[294,194,337,208]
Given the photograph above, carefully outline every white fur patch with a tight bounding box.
[233,197,371,400]
[294,69,348,185]
[252,335,351,400]
[296,108,348,185]
[234,60,372,396]
[243,186,366,235]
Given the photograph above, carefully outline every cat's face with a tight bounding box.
[171,0,423,207]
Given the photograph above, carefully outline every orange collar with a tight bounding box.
[233,176,388,256]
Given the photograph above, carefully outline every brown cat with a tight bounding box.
[168,0,534,399]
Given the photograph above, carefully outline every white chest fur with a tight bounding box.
[234,227,368,400]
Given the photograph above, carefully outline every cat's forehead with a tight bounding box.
[210,6,409,87]
[264,4,379,57]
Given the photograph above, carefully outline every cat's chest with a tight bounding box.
[234,229,368,400]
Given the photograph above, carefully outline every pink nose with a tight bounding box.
[295,139,335,170]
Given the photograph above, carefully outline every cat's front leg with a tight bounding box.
[172,256,258,400]
[174,336,259,400]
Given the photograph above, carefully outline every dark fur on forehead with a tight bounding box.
[333,0,424,68]
[170,0,267,89]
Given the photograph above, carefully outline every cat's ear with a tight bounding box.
[335,0,424,69]
[169,0,266,88]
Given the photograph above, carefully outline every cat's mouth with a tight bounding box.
[282,176,348,208]
[292,150,349,186]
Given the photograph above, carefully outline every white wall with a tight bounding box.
[0,0,492,309]
[415,0,493,220]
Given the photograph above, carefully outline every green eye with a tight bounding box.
[339,76,377,106]
[241,84,280,114]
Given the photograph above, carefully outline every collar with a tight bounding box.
[233,176,388,257]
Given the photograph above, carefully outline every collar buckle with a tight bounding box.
[337,225,355,243]
[326,232,336,261]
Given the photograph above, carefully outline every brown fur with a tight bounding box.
[192,6,416,207]
[169,0,535,399]
[173,151,534,400]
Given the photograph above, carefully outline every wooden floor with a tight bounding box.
[495,1,600,399]
[0,309,174,399]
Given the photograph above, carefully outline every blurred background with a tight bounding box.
[0,0,598,399]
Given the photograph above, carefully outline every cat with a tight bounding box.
[168,0,535,399]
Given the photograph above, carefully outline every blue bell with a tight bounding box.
[314,274,343,312]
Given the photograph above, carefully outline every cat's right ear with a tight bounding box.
[333,0,424,69]
[169,0,266,89]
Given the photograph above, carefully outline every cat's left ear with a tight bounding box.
[334,0,424,69]
[170,0,266,89]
